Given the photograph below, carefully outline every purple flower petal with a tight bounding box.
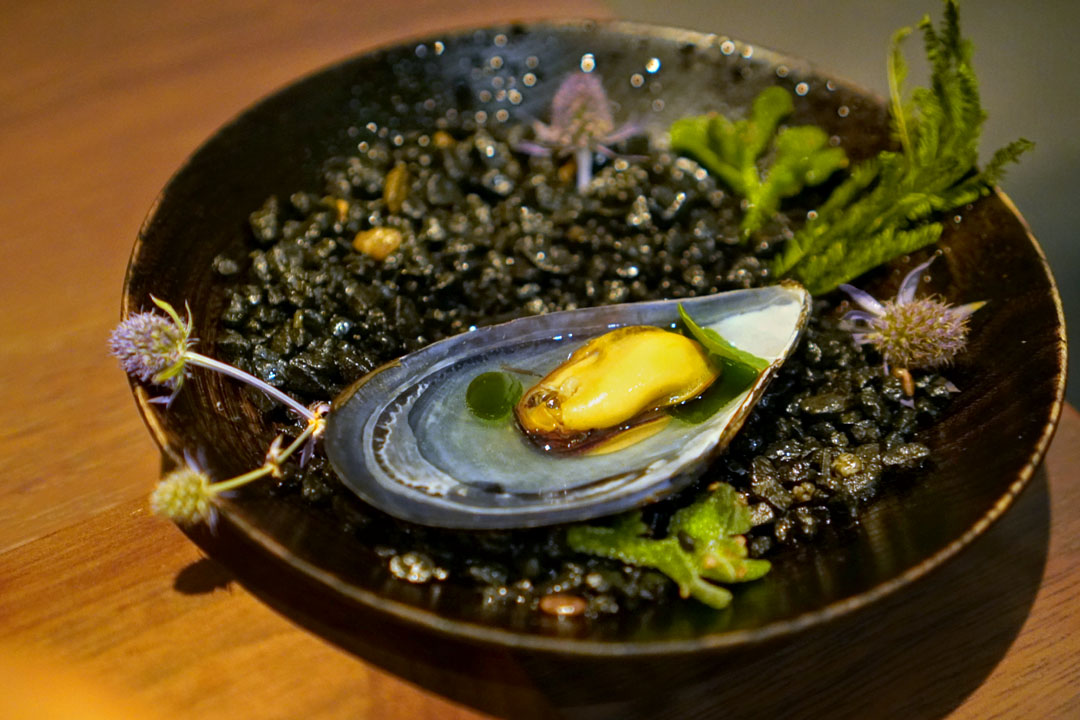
[300,439,315,468]
[838,283,885,315]
[515,139,552,157]
[594,144,617,159]
[949,300,987,320]
[841,309,880,326]
[897,256,937,305]
[602,121,643,145]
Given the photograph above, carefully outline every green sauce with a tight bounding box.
[465,371,524,421]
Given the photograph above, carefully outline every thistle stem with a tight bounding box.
[208,421,318,495]
[184,351,315,421]
[277,421,319,463]
[209,464,275,494]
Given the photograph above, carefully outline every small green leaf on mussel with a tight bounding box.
[466,371,524,421]
[514,325,720,453]
[678,303,769,372]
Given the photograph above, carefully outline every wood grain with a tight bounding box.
[0,1,1076,718]
[0,0,608,553]
[0,502,490,720]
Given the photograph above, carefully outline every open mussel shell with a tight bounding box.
[325,281,810,529]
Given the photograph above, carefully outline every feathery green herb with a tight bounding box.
[567,484,770,608]
[773,0,1033,294]
[670,86,848,240]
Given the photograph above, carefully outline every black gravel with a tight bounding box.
[213,126,951,616]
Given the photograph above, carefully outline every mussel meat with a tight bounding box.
[515,325,721,453]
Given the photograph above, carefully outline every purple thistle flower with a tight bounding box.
[109,295,194,393]
[521,72,640,192]
[839,255,985,371]
[110,295,317,420]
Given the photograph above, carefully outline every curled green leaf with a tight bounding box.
[670,86,847,240]
[677,303,768,372]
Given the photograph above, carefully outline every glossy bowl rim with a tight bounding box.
[122,19,1068,657]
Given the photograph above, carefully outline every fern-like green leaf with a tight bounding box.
[774,0,1032,295]
[981,138,1037,186]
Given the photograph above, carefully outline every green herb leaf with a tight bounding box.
[465,371,523,421]
[566,484,770,609]
[670,304,767,424]
[677,303,768,372]
[667,359,758,425]
[773,0,1033,294]
[670,86,848,240]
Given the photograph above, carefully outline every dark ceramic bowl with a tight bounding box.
[123,20,1065,662]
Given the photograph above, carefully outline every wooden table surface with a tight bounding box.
[1,1,1076,718]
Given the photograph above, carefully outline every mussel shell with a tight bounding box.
[325,282,810,529]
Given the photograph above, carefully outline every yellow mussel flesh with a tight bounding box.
[514,326,720,452]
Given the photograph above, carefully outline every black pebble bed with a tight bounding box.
[212,125,953,616]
